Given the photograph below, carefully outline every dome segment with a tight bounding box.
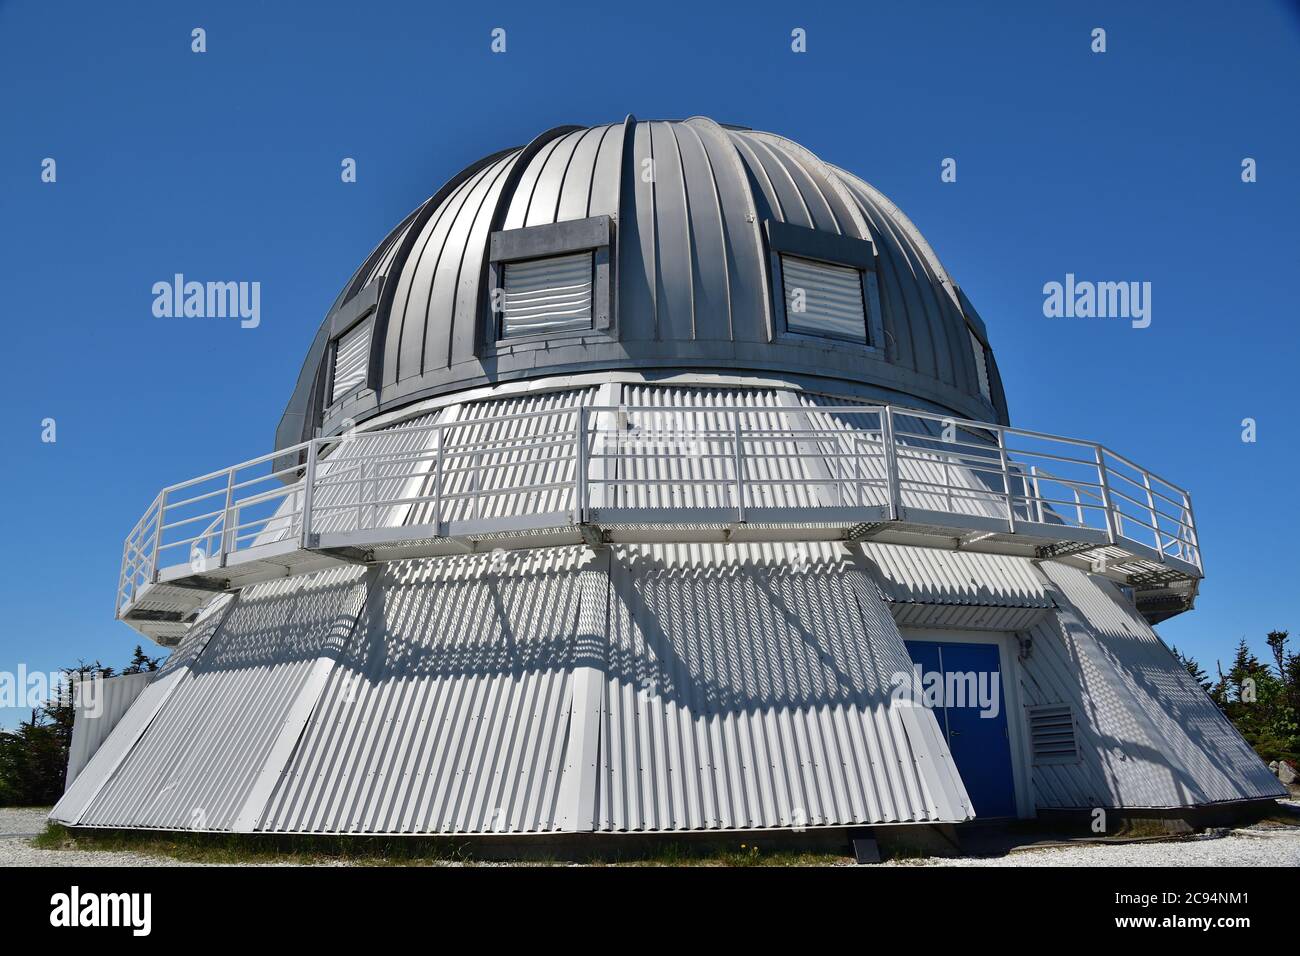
[276,117,1005,456]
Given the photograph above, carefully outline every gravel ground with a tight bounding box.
[4,805,1298,867]
[890,824,1300,867]
[0,808,205,867]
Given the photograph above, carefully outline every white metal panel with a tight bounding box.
[597,542,973,830]
[781,254,867,343]
[408,387,596,524]
[330,318,372,403]
[50,596,234,825]
[258,548,593,834]
[858,541,1052,608]
[64,672,156,787]
[1018,564,1284,809]
[501,252,594,338]
[76,568,369,830]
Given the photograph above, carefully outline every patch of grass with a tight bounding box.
[33,824,851,867]
[31,821,72,849]
[34,823,482,866]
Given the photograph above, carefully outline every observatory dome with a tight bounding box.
[277,116,1005,453]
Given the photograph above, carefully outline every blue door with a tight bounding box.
[904,639,1018,818]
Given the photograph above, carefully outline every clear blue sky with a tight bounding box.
[1,0,1297,727]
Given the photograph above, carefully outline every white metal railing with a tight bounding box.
[117,404,1202,614]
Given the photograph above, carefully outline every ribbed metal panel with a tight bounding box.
[51,596,234,825]
[409,387,596,524]
[65,672,156,787]
[75,569,368,829]
[860,541,1051,608]
[259,549,593,834]
[1018,564,1284,809]
[611,384,1006,519]
[889,603,1048,632]
[596,542,973,830]
[330,319,372,403]
[780,254,867,343]
[501,252,593,338]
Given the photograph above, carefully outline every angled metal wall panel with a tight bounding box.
[75,569,368,830]
[64,671,156,788]
[597,542,973,831]
[1019,564,1284,809]
[858,541,1052,608]
[51,596,234,824]
[259,549,593,834]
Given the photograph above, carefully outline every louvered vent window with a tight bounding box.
[500,251,594,339]
[330,318,372,404]
[781,254,868,344]
[1028,705,1079,764]
[970,330,991,401]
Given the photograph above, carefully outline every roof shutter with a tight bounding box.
[1028,704,1079,764]
[330,318,372,404]
[500,251,594,339]
[780,254,868,344]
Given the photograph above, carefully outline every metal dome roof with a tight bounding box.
[276,116,1007,453]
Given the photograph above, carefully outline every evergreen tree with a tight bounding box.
[1172,645,1212,694]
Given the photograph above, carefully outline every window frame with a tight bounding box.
[322,283,380,414]
[485,215,612,347]
[766,220,884,353]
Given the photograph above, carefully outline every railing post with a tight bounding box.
[733,414,745,522]
[1181,490,1201,571]
[219,468,237,566]
[1029,466,1044,523]
[575,406,589,524]
[881,406,901,521]
[300,440,318,548]
[151,489,167,582]
[1141,470,1164,562]
[433,428,445,536]
[1094,445,1118,545]
[996,428,1016,534]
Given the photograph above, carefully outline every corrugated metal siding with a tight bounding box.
[409,387,596,524]
[51,596,234,825]
[780,255,867,342]
[75,569,368,829]
[65,672,156,787]
[859,541,1051,608]
[889,603,1048,632]
[259,549,592,834]
[610,384,1005,518]
[597,542,972,830]
[1019,564,1284,808]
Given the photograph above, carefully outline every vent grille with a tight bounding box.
[330,318,372,404]
[970,329,991,400]
[780,254,868,343]
[501,252,594,338]
[1028,704,1079,764]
